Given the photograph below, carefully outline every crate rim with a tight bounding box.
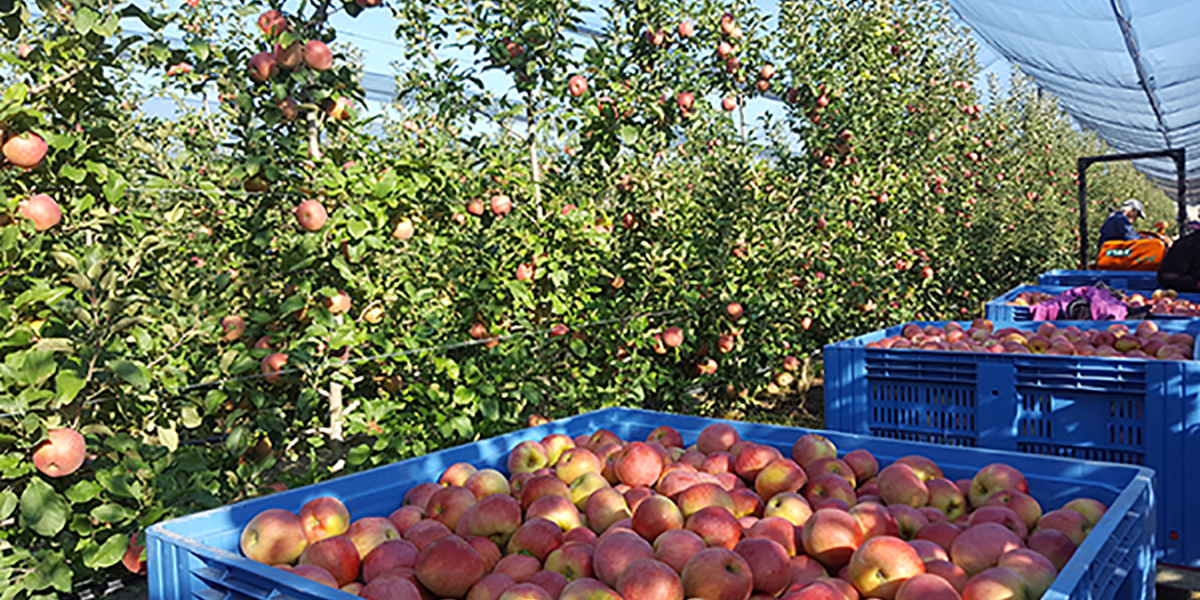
[147,407,1155,600]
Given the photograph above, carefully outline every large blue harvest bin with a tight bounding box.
[148,408,1154,600]
[1039,269,1160,289]
[825,319,1198,566]
[985,285,1200,322]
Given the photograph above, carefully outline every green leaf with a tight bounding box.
[2,82,26,104]
[54,370,84,406]
[22,552,70,592]
[48,251,79,270]
[64,480,101,503]
[180,405,202,429]
[189,39,210,61]
[347,219,370,239]
[59,164,87,183]
[570,338,588,358]
[108,360,148,390]
[90,503,133,523]
[19,478,68,537]
[158,424,178,452]
[619,125,640,145]
[480,397,499,420]
[74,6,98,34]
[84,534,127,569]
[0,489,16,521]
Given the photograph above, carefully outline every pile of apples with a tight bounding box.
[865,318,1195,360]
[239,422,1107,600]
[1008,288,1200,317]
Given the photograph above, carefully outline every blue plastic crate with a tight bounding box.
[1039,269,1160,290]
[148,408,1154,600]
[825,319,1199,567]
[986,285,1200,322]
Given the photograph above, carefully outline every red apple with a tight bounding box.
[806,458,857,488]
[969,465,1028,508]
[803,474,856,508]
[469,573,518,600]
[509,440,550,474]
[248,51,277,81]
[257,9,288,35]
[3,132,47,168]
[877,464,929,508]
[546,541,595,580]
[996,549,1056,598]
[466,468,512,499]
[426,485,476,531]
[404,519,451,551]
[568,74,588,97]
[894,573,961,600]
[685,505,743,550]
[757,458,808,499]
[1061,498,1106,526]
[842,450,879,484]
[31,428,86,478]
[849,502,899,540]
[916,522,962,552]
[682,547,754,600]
[530,570,569,598]
[303,40,333,70]
[763,492,813,527]
[792,435,837,468]
[961,567,1027,600]
[735,538,792,596]
[676,482,735,518]
[560,578,623,600]
[615,442,664,487]
[594,530,655,586]
[528,494,584,532]
[730,488,764,518]
[346,517,402,559]
[654,528,708,574]
[847,536,925,600]
[698,422,741,454]
[968,506,1027,539]
[414,535,487,598]
[495,553,542,582]
[492,194,513,216]
[1025,529,1075,571]
[299,496,351,543]
[648,425,685,448]
[616,557,685,600]
[298,535,360,587]
[240,508,308,565]
[362,539,419,582]
[633,495,685,542]
[925,560,969,592]
[801,509,863,571]
[950,523,1024,575]
[1034,509,1091,546]
[507,517,565,561]
[294,199,327,231]
[467,535,502,571]
[459,492,522,546]
[586,487,631,534]
[747,516,797,555]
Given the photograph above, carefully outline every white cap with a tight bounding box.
[1121,198,1145,218]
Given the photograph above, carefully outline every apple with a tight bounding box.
[529,570,569,598]
[560,578,623,600]
[522,475,571,511]
[257,9,288,35]
[633,495,685,542]
[347,517,402,559]
[220,315,247,342]
[466,468,512,499]
[746,516,797,555]
[849,502,899,540]
[676,482,735,517]
[362,539,419,582]
[926,478,967,520]
[568,75,588,97]
[528,494,584,531]
[426,486,476,531]
[1025,529,1075,571]
[615,442,664,487]
[925,560,968,592]
[877,464,929,508]
[415,535,487,597]
[594,530,655,586]
[3,132,47,169]
[467,535,502,571]
[274,41,302,69]
[982,490,1042,531]
[495,553,542,582]
[792,435,837,468]
[678,21,695,38]
[616,557,685,600]
[685,505,743,549]
[654,528,708,574]
[969,465,1028,508]
[801,509,863,570]
[733,444,782,481]
[546,541,595,580]
[698,422,741,454]
[735,538,792,596]
[967,506,1027,539]
[248,51,277,81]
[894,456,943,481]
[703,452,737,475]
[404,519,451,551]
[883,505,927,541]
[763,491,813,526]
[240,509,308,565]
[294,199,327,231]
[509,440,551,474]
[806,458,857,488]
[297,535,360,587]
[757,458,809,499]
[909,539,949,563]
[785,580,847,600]
[730,488,764,518]
[847,536,925,600]
[31,428,86,478]
[508,517,565,561]
[401,484,437,510]
[492,194,513,216]
[290,564,337,587]
[916,522,962,552]
[586,487,631,534]
[299,497,351,543]
[996,549,1056,598]
[843,450,879,483]
[1061,498,1106,526]
[564,527,597,545]
[722,97,738,111]
[676,91,696,112]
[682,547,754,600]
[302,40,333,71]
[950,523,1024,575]
[469,573,518,600]
[648,425,685,448]
[960,567,1027,600]
[803,474,856,508]
[920,508,948,524]
[894,573,961,600]
[570,472,611,509]
[1035,509,1091,546]
[542,433,576,465]
[359,573,422,600]
[439,462,478,486]
[459,492,521,546]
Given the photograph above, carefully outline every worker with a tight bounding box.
[1097,199,1145,250]
[1157,225,1200,291]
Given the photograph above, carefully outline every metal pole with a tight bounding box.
[1175,149,1188,235]
[1078,158,1090,270]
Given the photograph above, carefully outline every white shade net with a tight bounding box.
[948,0,1200,205]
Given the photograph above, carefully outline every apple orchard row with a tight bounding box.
[238,421,1105,600]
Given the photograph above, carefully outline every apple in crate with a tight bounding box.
[240,508,308,565]
[894,573,961,600]
[298,496,350,543]
[847,536,925,600]
[615,557,685,600]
